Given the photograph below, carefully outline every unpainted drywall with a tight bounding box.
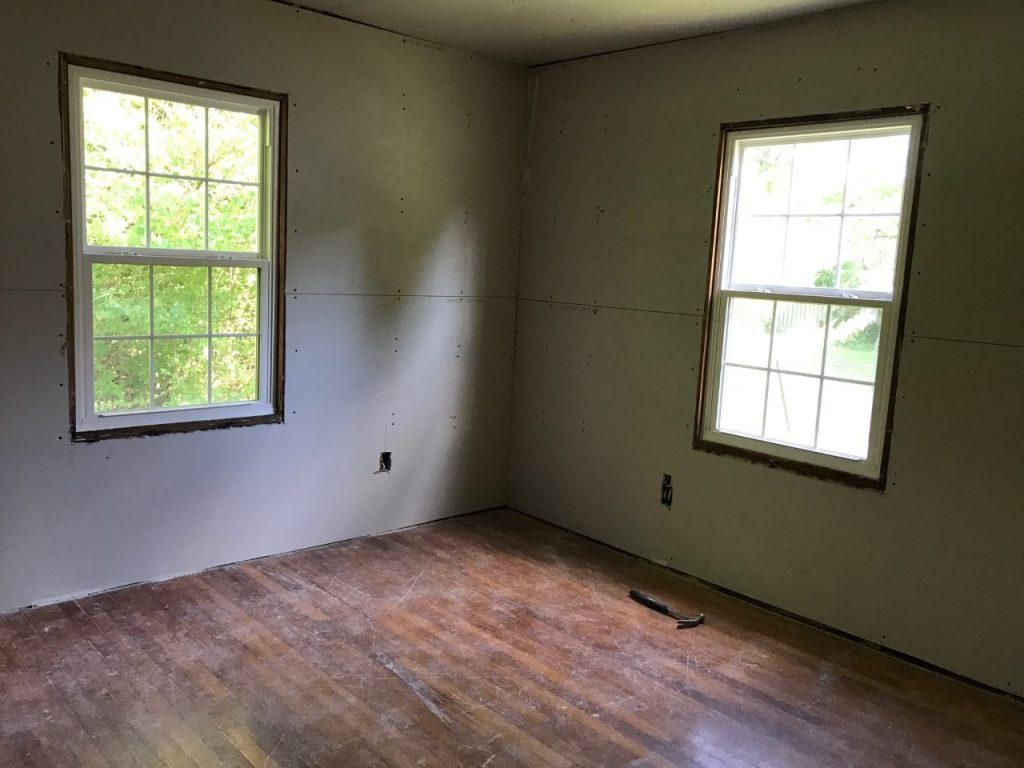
[510,0,1024,693]
[0,0,526,612]
[286,0,874,66]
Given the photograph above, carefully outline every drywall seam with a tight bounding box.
[292,292,516,299]
[526,1,882,68]
[519,296,701,318]
[267,0,503,65]
[503,74,541,502]
[907,334,1024,351]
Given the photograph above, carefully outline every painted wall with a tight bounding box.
[510,0,1024,693]
[0,0,526,612]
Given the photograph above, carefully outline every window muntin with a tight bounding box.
[699,113,924,482]
[68,64,281,435]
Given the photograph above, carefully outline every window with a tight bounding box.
[695,108,926,487]
[63,56,286,440]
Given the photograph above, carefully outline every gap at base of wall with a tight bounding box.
[1,505,508,618]
[507,507,1023,708]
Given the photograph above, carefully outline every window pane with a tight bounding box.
[154,266,208,336]
[83,88,145,171]
[154,338,208,408]
[729,216,785,285]
[212,336,258,403]
[209,109,260,183]
[817,380,874,458]
[94,339,150,412]
[789,139,848,214]
[737,144,792,215]
[150,177,204,249]
[85,170,146,248]
[770,302,827,375]
[844,134,910,215]
[92,263,150,337]
[723,297,773,367]
[208,182,258,252]
[825,306,881,382]
[718,365,766,437]
[212,267,259,334]
[764,373,820,448]
[148,99,205,178]
[838,216,900,292]
[784,216,841,288]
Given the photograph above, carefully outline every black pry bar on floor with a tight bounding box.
[629,589,705,629]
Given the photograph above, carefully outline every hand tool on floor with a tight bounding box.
[629,589,704,629]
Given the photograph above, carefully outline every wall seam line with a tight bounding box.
[289,292,515,299]
[504,71,539,508]
[519,295,701,318]
[908,334,1024,350]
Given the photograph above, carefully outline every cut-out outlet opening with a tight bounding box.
[379,451,392,473]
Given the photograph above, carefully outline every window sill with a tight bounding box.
[71,412,283,443]
[693,435,887,491]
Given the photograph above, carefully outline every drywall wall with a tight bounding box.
[0,0,526,612]
[510,0,1024,693]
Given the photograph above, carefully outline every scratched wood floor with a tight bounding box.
[2,510,1022,767]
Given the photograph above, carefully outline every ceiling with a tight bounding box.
[277,0,876,66]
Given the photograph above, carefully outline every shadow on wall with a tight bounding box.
[283,49,516,530]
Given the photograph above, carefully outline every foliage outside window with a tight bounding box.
[66,60,283,438]
[696,110,925,486]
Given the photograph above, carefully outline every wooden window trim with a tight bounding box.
[692,105,930,490]
[59,53,289,442]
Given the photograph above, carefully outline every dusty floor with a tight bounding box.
[1,510,1022,767]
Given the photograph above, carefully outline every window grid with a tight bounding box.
[757,301,779,437]
[830,140,854,290]
[144,95,151,249]
[724,134,906,299]
[81,165,260,188]
[90,263,261,415]
[148,261,155,408]
[719,299,879,457]
[811,305,833,444]
[82,89,261,256]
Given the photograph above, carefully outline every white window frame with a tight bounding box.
[67,64,282,436]
[697,111,925,485]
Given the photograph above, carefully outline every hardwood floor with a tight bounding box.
[1,510,1021,767]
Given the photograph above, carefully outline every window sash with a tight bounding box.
[704,294,894,472]
[79,255,273,420]
[69,65,280,434]
[699,113,924,481]
[723,286,891,306]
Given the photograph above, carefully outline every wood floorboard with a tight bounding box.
[1,509,1021,767]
